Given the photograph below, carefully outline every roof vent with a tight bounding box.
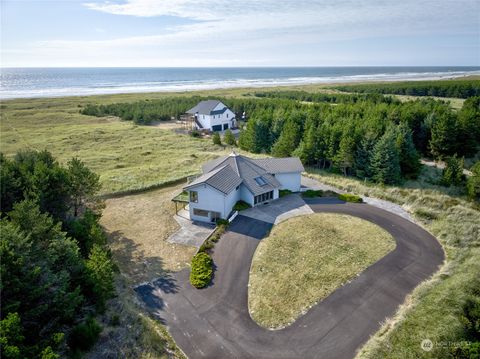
[229,150,238,157]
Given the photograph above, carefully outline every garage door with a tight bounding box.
[212,125,222,132]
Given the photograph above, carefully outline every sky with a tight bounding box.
[1,0,479,67]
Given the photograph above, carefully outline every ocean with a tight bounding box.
[1,66,479,100]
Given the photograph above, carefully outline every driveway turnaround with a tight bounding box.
[136,200,444,359]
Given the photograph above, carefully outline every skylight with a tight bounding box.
[255,176,268,186]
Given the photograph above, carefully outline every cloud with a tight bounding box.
[4,0,479,66]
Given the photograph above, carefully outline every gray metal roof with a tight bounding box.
[184,165,242,195]
[186,100,227,115]
[200,153,285,196]
[251,157,305,174]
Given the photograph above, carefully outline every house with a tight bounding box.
[183,152,304,223]
[186,100,236,132]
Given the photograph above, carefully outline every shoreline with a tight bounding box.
[1,72,479,102]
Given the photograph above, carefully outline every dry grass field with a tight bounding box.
[248,213,395,329]
[101,183,197,285]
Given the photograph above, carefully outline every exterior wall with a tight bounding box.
[240,185,255,207]
[187,183,241,222]
[275,172,302,192]
[197,114,211,129]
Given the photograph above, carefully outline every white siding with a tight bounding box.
[275,172,302,192]
[240,185,255,207]
[188,183,240,223]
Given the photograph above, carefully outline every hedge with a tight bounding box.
[338,193,363,203]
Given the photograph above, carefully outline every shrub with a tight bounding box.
[190,130,200,138]
[279,189,292,197]
[338,193,363,203]
[216,219,229,226]
[68,317,102,352]
[190,252,213,288]
[224,129,236,146]
[233,200,251,211]
[212,132,222,146]
[302,190,323,198]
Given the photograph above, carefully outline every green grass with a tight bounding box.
[303,168,480,359]
[248,213,395,329]
[0,95,258,195]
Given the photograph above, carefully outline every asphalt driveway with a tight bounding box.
[136,200,444,359]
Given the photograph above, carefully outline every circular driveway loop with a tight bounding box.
[135,199,444,359]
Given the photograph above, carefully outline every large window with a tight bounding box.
[190,191,198,203]
[193,208,209,217]
[254,190,273,205]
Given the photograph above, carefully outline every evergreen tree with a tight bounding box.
[85,244,115,311]
[441,155,464,186]
[429,112,458,159]
[457,96,480,157]
[370,129,401,184]
[354,136,376,179]
[271,118,302,157]
[467,161,480,201]
[212,132,222,146]
[223,129,236,146]
[66,158,101,217]
[395,123,421,178]
[334,133,356,176]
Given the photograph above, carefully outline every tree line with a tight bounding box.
[333,79,480,99]
[254,90,398,104]
[238,96,480,185]
[1,150,114,358]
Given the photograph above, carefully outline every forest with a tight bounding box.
[0,151,114,358]
[81,93,480,186]
[333,79,480,98]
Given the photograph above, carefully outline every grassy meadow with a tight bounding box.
[0,80,477,358]
[248,213,395,329]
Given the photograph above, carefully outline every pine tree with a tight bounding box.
[354,136,376,179]
[85,244,115,311]
[441,155,464,186]
[223,129,236,146]
[395,123,421,178]
[271,118,301,157]
[429,112,458,159]
[334,134,355,176]
[212,132,222,146]
[370,129,401,184]
[467,161,480,201]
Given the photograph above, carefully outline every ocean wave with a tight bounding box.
[1,69,478,99]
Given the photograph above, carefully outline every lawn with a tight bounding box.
[248,213,395,329]
[303,168,480,359]
[100,183,197,284]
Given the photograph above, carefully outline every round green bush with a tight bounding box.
[190,252,213,288]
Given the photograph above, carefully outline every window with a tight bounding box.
[190,191,198,203]
[227,113,229,118]
[193,208,209,217]
[254,191,273,205]
[254,176,267,186]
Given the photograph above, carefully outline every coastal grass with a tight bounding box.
[248,213,395,329]
[303,167,480,359]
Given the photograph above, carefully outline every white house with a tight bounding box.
[183,152,304,223]
[186,100,236,132]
